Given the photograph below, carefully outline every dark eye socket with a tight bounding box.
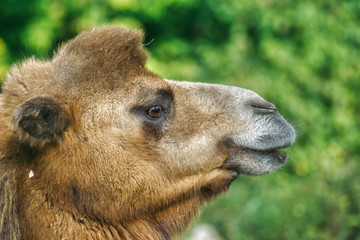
[147,106,163,118]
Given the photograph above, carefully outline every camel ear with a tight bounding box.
[13,97,69,145]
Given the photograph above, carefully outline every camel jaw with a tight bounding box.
[223,129,295,176]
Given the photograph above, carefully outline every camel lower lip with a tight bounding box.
[269,150,287,163]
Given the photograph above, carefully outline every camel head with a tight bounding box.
[0,26,295,239]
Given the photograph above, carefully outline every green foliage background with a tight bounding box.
[1,0,359,239]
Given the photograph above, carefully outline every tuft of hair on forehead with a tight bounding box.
[52,26,149,83]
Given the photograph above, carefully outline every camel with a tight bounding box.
[0,26,295,240]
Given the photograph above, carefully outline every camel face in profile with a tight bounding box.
[0,27,295,240]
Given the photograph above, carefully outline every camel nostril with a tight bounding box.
[249,100,277,114]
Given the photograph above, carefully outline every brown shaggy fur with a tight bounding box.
[0,164,20,240]
[0,26,295,240]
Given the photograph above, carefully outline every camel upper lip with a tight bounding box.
[224,138,292,153]
[235,147,288,161]
[241,145,288,151]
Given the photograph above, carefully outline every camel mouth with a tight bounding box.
[223,145,290,176]
[238,146,289,164]
[246,147,287,156]
[247,148,288,163]
[245,141,292,159]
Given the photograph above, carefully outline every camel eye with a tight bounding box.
[147,106,163,119]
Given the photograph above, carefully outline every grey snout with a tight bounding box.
[231,91,295,151]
